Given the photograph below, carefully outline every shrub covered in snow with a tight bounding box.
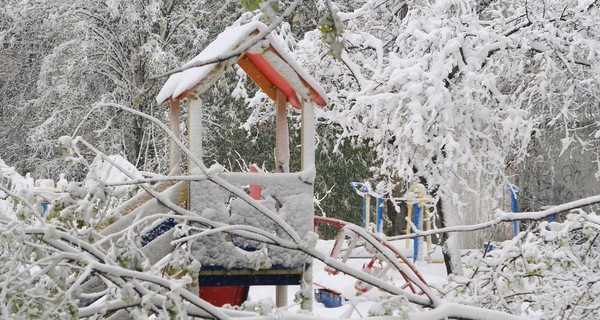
[450,208,600,319]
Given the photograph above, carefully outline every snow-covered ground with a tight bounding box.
[248,239,449,317]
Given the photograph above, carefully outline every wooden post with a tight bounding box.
[425,207,432,258]
[365,193,371,230]
[275,89,289,308]
[168,99,182,175]
[188,96,203,172]
[275,89,290,173]
[300,99,315,311]
[300,101,316,170]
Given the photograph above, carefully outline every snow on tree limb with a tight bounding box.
[394,194,600,240]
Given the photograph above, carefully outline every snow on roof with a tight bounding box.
[156,21,328,108]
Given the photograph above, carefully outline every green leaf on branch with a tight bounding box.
[240,0,262,12]
[319,9,344,58]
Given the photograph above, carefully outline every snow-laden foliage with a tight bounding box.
[0,0,241,177]
[0,137,524,319]
[292,0,600,213]
[0,153,200,319]
[450,208,600,319]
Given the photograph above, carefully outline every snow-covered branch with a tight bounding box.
[103,174,208,186]
[392,194,600,240]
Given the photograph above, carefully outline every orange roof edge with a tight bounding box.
[241,49,327,109]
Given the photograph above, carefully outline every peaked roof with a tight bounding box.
[156,21,327,109]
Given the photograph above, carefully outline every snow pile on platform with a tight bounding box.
[190,172,313,270]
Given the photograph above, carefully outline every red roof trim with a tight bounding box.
[245,52,302,109]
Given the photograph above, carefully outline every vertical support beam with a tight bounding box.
[425,207,432,257]
[300,99,315,311]
[188,97,203,173]
[168,99,182,175]
[249,165,262,307]
[413,203,421,263]
[361,192,367,228]
[275,283,288,308]
[509,187,519,236]
[300,102,316,170]
[365,193,371,230]
[275,89,289,308]
[405,202,413,249]
[275,89,290,173]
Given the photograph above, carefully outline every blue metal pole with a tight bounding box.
[413,203,421,263]
[509,186,519,236]
[361,194,366,228]
[41,202,49,218]
[351,182,369,228]
[376,198,383,233]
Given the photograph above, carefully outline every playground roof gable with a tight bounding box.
[156,21,327,109]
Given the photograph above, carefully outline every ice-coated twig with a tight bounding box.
[104,175,208,186]
[0,184,45,224]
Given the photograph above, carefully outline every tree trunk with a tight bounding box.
[385,198,407,236]
[436,196,464,276]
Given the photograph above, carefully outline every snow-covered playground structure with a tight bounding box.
[155,21,327,309]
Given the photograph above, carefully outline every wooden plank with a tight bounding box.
[237,54,278,101]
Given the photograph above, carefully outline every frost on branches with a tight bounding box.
[450,207,600,319]
[292,0,600,229]
[0,134,524,319]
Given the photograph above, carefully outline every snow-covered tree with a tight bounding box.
[0,0,242,177]
[288,0,600,272]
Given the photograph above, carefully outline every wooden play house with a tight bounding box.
[156,21,327,309]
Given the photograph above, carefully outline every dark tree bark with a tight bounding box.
[385,198,407,236]
[435,196,454,275]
